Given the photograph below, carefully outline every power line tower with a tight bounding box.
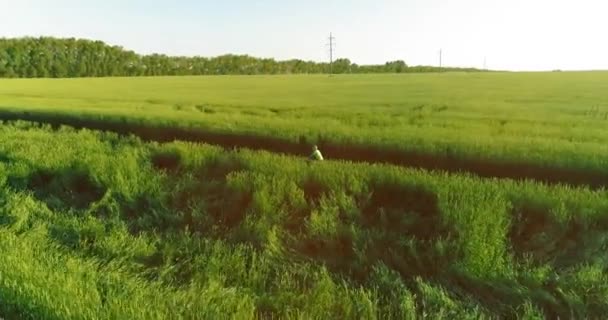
[327,32,336,75]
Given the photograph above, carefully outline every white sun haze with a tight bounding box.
[0,0,606,71]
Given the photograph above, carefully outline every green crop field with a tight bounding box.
[0,72,608,319]
[1,72,608,186]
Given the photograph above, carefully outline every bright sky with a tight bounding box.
[1,0,606,71]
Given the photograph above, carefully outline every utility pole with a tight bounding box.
[439,49,442,70]
[327,32,336,75]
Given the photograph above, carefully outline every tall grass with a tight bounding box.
[0,122,607,318]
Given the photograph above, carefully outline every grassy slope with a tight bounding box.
[0,122,607,319]
[1,73,608,179]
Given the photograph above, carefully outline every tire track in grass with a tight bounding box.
[0,109,605,189]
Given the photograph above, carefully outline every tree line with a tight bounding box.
[0,37,484,78]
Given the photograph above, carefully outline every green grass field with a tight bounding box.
[0,73,608,319]
[1,72,608,186]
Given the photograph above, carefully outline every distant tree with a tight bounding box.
[385,60,407,73]
[0,37,485,78]
[332,58,352,74]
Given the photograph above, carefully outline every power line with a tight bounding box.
[327,32,336,75]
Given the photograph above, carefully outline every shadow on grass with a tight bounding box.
[7,166,106,213]
[297,183,456,283]
[509,201,608,271]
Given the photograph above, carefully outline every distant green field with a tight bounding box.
[1,72,608,186]
[1,73,608,318]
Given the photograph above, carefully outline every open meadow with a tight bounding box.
[0,72,608,318]
[1,72,608,186]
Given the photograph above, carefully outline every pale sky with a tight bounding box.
[1,0,606,71]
